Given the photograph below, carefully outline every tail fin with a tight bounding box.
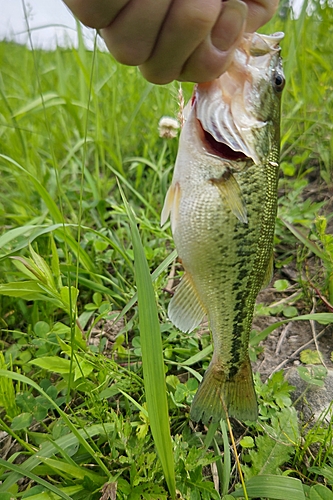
[190,356,258,424]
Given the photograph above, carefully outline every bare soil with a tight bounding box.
[253,286,333,380]
[252,178,333,380]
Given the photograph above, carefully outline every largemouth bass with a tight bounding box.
[161,32,284,424]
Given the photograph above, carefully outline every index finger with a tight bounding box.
[139,0,222,84]
[63,0,128,28]
[244,0,279,31]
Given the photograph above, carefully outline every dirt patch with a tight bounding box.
[253,278,332,382]
[253,310,333,379]
[252,176,333,379]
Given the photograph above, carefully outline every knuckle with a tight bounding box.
[103,34,152,66]
[247,0,279,30]
[181,47,231,83]
[181,1,220,33]
[64,0,121,29]
[63,2,104,28]
[139,65,175,85]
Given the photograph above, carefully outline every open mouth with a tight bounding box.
[198,119,248,161]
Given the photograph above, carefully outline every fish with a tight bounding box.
[161,32,285,424]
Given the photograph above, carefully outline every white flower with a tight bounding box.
[158,116,180,139]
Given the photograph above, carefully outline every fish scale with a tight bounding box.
[198,164,266,361]
[161,32,284,423]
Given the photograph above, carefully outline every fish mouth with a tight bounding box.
[194,77,266,164]
[194,32,284,165]
[198,119,248,162]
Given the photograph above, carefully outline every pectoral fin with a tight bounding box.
[161,182,181,232]
[210,171,248,224]
[168,272,206,333]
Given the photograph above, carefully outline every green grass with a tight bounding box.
[0,1,333,499]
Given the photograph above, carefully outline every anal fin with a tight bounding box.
[210,171,248,224]
[168,272,206,333]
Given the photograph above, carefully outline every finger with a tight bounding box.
[139,0,222,84]
[63,0,128,29]
[179,0,247,83]
[101,0,172,66]
[245,0,279,32]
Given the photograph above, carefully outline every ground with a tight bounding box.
[253,179,333,380]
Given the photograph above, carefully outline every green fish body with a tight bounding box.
[161,32,285,423]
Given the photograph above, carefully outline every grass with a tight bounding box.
[0,1,333,499]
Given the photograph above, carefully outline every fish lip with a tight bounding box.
[243,31,285,55]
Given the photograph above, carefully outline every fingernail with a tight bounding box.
[211,0,247,52]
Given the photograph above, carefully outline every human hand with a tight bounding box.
[63,0,278,84]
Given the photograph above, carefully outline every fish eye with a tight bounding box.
[273,72,285,92]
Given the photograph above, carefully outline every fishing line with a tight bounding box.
[74,30,98,291]
[21,0,69,254]
[21,1,77,388]
[67,29,99,398]
[226,414,250,500]
[219,393,249,497]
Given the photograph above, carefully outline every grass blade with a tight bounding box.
[119,183,176,498]
[0,154,63,223]
[0,458,72,500]
[221,420,231,496]
[231,475,305,499]
[0,223,71,260]
[250,313,333,347]
[15,486,83,500]
[182,344,213,366]
[0,370,110,479]
[116,249,177,321]
[0,422,113,492]
[107,162,160,219]
[280,218,327,261]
